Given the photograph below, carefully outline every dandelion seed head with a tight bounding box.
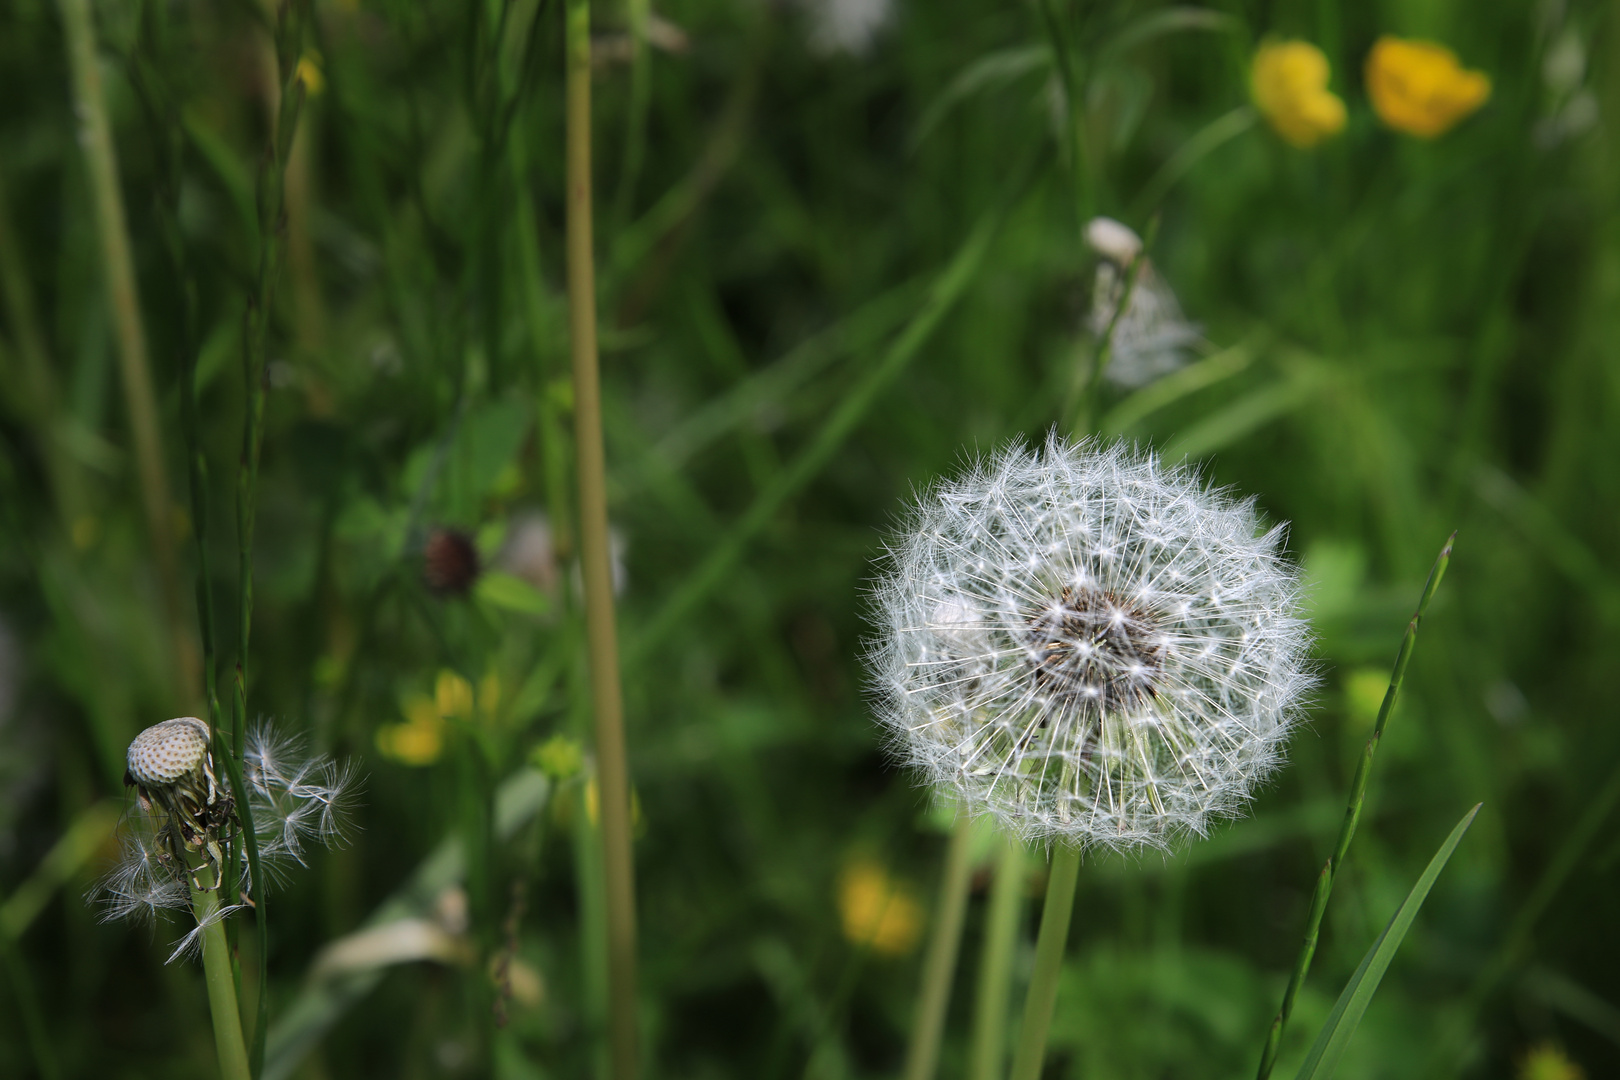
[867,437,1314,851]
[126,717,211,788]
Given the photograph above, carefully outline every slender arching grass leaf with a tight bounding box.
[1293,803,1482,1080]
[908,45,1051,152]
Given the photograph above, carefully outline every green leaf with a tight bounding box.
[475,571,552,617]
[1292,804,1482,1080]
[908,45,1051,152]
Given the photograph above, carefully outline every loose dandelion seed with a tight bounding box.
[868,437,1314,851]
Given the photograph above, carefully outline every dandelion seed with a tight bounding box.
[867,437,1314,851]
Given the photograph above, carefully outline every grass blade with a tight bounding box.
[1293,803,1481,1080]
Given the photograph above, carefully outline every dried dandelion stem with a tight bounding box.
[566,0,639,1075]
[902,815,976,1080]
[1253,533,1454,1080]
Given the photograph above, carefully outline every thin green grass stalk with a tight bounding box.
[229,4,313,1072]
[566,1,639,1075]
[1006,844,1081,1080]
[902,815,976,1080]
[612,0,652,226]
[0,171,88,530]
[1253,532,1455,1080]
[968,836,1024,1080]
[192,874,252,1080]
[55,0,196,701]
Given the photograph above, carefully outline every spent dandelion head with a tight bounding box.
[99,717,358,959]
[1251,39,1347,148]
[1366,36,1490,138]
[1084,217,1202,389]
[867,437,1314,851]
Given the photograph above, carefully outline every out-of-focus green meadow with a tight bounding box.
[1,0,1617,1077]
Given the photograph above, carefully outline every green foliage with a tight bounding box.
[0,0,1617,1076]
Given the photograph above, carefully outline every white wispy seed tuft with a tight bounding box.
[867,437,1314,851]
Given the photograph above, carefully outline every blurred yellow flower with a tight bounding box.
[533,734,584,780]
[436,669,474,719]
[1365,36,1490,138]
[1251,40,1347,148]
[1519,1043,1584,1080]
[837,859,923,956]
[376,695,445,766]
[295,52,324,97]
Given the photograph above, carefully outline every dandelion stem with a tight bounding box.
[902,815,976,1080]
[566,0,639,1075]
[1007,844,1080,1080]
[1253,532,1455,1080]
[969,836,1024,1080]
[192,878,252,1080]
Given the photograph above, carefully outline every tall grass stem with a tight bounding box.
[567,1,639,1075]
[902,816,976,1080]
[231,4,313,1070]
[1253,532,1455,1080]
[1007,844,1081,1080]
[56,0,196,702]
[969,837,1024,1080]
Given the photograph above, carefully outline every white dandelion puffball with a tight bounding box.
[868,438,1314,851]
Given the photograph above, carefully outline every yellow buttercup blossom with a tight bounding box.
[1251,40,1347,148]
[376,695,446,766]
[1366,36,1490,138]
[837,859,923,957]
[1519,1043,1584,1080]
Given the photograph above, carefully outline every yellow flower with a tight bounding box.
[376,696,446,766]
[1366,36,1490,138]
[837,859,923,957]
[436,669,475,719]
[1251,40,1347,148]
[295,52,324,97]
[1519,1043,1585,1080]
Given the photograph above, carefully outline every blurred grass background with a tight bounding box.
[1,0,1618,1077]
